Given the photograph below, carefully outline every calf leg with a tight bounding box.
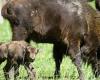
[8,66,15,80]
[25,63,36,80]
[53,42,67,78]
[13,64,19,79]
[3,61,12,80]
[4,62,19,80]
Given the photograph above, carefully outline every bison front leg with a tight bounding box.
[68,38,84,80]
[53,42,67,78]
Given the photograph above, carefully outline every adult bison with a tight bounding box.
[1,0,100,79]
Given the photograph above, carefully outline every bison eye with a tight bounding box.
[7,7,14,15]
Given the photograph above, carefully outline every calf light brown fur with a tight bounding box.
[0,41,38,80]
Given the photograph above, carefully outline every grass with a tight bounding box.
[89,0,96,9]
[0,20,12,42]
[0,1,100,80]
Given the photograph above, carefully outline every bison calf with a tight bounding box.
[0,41,38,80]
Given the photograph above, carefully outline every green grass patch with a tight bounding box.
[89,0,96,9]
[0,19,12,42]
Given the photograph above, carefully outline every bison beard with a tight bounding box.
[1,0,100,79]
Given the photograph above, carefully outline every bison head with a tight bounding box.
[2,0,53,41]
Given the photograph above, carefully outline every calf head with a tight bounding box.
[26,46,38,61]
